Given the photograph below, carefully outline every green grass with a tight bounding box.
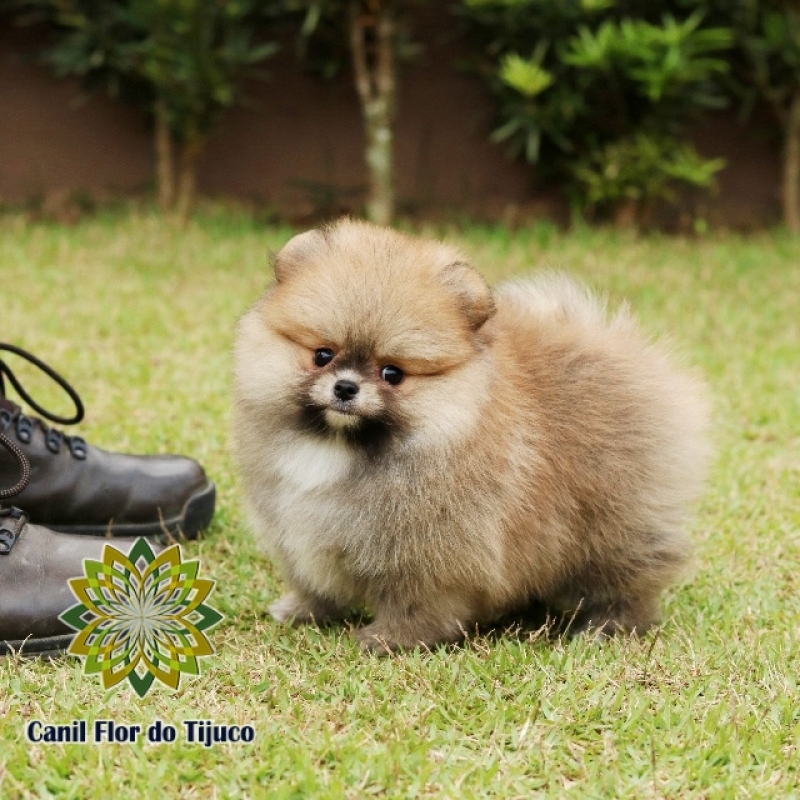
[1,208,798,798]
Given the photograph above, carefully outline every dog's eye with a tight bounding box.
[313,348,335,367]
[380,365,404,385]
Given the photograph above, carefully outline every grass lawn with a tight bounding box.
[0,207,798,798]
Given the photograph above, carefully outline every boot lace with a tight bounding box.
[0,412,30,555]
[0,343,87,462]
[0,344,87,553]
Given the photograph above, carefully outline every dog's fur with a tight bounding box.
[232,220,710,651]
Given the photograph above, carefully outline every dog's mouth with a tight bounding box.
[301,400,374,430]
[298,401,401,452]
[324,402,362,429]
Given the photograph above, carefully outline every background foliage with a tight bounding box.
[5,0,800,228]
[460,0,733,224]
[18,0,281,220]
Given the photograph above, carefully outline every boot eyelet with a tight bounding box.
[68,437,87,460]
[0,527,17,554]
[45,430,62,454]
[15,416,33,444]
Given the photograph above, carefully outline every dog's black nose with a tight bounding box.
[333,379,360,401]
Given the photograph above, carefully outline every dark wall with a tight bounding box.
[0,22,152,202]
[0,11,782,226]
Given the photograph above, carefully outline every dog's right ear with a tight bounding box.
[440,260,496,331]
[273,229,325,283]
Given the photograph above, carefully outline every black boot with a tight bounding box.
[0,344,215,540]
[0,430,162,656]
[0,507,154,656]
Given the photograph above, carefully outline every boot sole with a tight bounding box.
[0,633,74,658]
[46,481,216,542]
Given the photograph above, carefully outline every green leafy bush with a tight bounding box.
[572,132,725,225]
[461,0,732,225]
[22,0,280,220]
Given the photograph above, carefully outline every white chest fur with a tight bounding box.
[273,435,353,491]
[254,434,359,602]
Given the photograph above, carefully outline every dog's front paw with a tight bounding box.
[353,618,466,654]
[353,623,403,655]
[269,591,343,625]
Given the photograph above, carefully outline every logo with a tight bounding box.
[59,538,223,698]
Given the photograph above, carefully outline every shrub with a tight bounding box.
[460,0,732,226]
[22,0,280,222]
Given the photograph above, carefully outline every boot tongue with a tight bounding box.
[0,397,19,413]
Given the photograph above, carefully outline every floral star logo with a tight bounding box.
[59,538,223,698]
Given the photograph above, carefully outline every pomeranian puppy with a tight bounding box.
[233,220,709,652]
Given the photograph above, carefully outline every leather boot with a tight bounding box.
[0,344,215,540]
[0,506,159,656]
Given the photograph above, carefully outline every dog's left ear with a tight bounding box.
[440,260,496,330]
[273,229,325,283]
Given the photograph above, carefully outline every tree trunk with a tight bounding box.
[348,0,396,226]
[364,93,394,226]
[175,137,205,226]
[154,98,175,213]
[782,89,800,233]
